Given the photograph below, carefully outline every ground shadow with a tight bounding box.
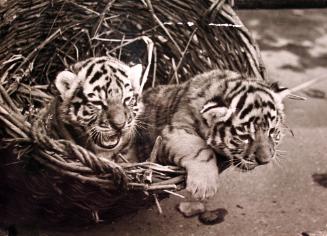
[312,173,327,188]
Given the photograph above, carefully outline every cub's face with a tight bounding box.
[201,79,289,171]
[55,57,144,157]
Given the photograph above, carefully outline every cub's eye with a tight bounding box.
[130,97,137,105]
[235,126,246,132]
[269,128,276,136]
[127,115,133,123]
[123,96,131,105]
[87,93,95,98]
[88,101,104,109]
[233,135,250,145]
[124,96,136,106]
[269,127,281,143]
[91,101,104,106]
[238,134,251,143]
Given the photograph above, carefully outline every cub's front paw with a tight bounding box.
[185,163,220,200]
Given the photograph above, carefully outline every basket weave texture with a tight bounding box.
[0,0,265,226]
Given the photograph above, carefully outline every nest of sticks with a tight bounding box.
[0,0,266,226]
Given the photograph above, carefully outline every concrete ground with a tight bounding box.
[8,8,327,236]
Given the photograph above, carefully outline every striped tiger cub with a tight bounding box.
[46,56,144,161]
[133,69,289,199]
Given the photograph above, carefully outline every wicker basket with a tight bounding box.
[0,0,266,226]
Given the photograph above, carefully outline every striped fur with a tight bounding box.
[50,56,143,160]
[132,69,289,199]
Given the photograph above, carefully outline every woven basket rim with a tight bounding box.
[0,0,266,225]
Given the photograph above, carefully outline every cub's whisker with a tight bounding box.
[276,149,287,153]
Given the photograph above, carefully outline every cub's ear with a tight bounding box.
[271,82,290,101]
[55,71,79,99]
[201,102,234,126]
[128,64,144,94]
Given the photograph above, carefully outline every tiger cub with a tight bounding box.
[133,69,289,199]
[46,56,144,161]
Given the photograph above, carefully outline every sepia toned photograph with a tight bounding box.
[0,0,326,235]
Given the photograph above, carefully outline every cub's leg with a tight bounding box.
[161,127,219,199]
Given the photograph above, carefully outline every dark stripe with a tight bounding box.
[255,88,274,100]
[94,85,101,93]
[239,104,254,119]
[118,69,127,77]
[101,64,108,74]
[91,100,107,108]
[75,88,87,103]
[201,104,221,114]
[115,77,124,90]
[230,126,237,136]
[177,155,186,166]
[254,99,261,108]
[109,65,117,73]
[107,78,112,88]
[167,87,188,129]
[189,109,203,138]
[202,116,209,127]
[79,58,93,69]
[231,149,242,155]
[264,101,276,110]
[89,71,102,84]
[228,84,246,100]
[236,126,245,133]
[200,153,214,163]
[230,140,239,147]
[192,147,211,160]
[248,85,255,93]
[209,95,226,106]
[264,113,276,122]
[96,59,107,64]
[85,63,95,78]
[212,123,219,138]
[227,80,242,94]
[254,116,260,124]
[87,93,95,97]
[236,92,248,111]
[240,121,251,129]
[219,127,225,140]
[169,152,176,165]
[123,97,131,104]
[72,102,81,115]
[239,134,251,140]
[248,116,255,123]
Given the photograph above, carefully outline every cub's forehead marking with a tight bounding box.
[70,59,134,101]
[230,87,281,127]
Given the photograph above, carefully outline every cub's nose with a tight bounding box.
[109,110,126,130]
[254,146,271,165]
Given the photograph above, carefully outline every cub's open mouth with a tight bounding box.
[94,134,120,149]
